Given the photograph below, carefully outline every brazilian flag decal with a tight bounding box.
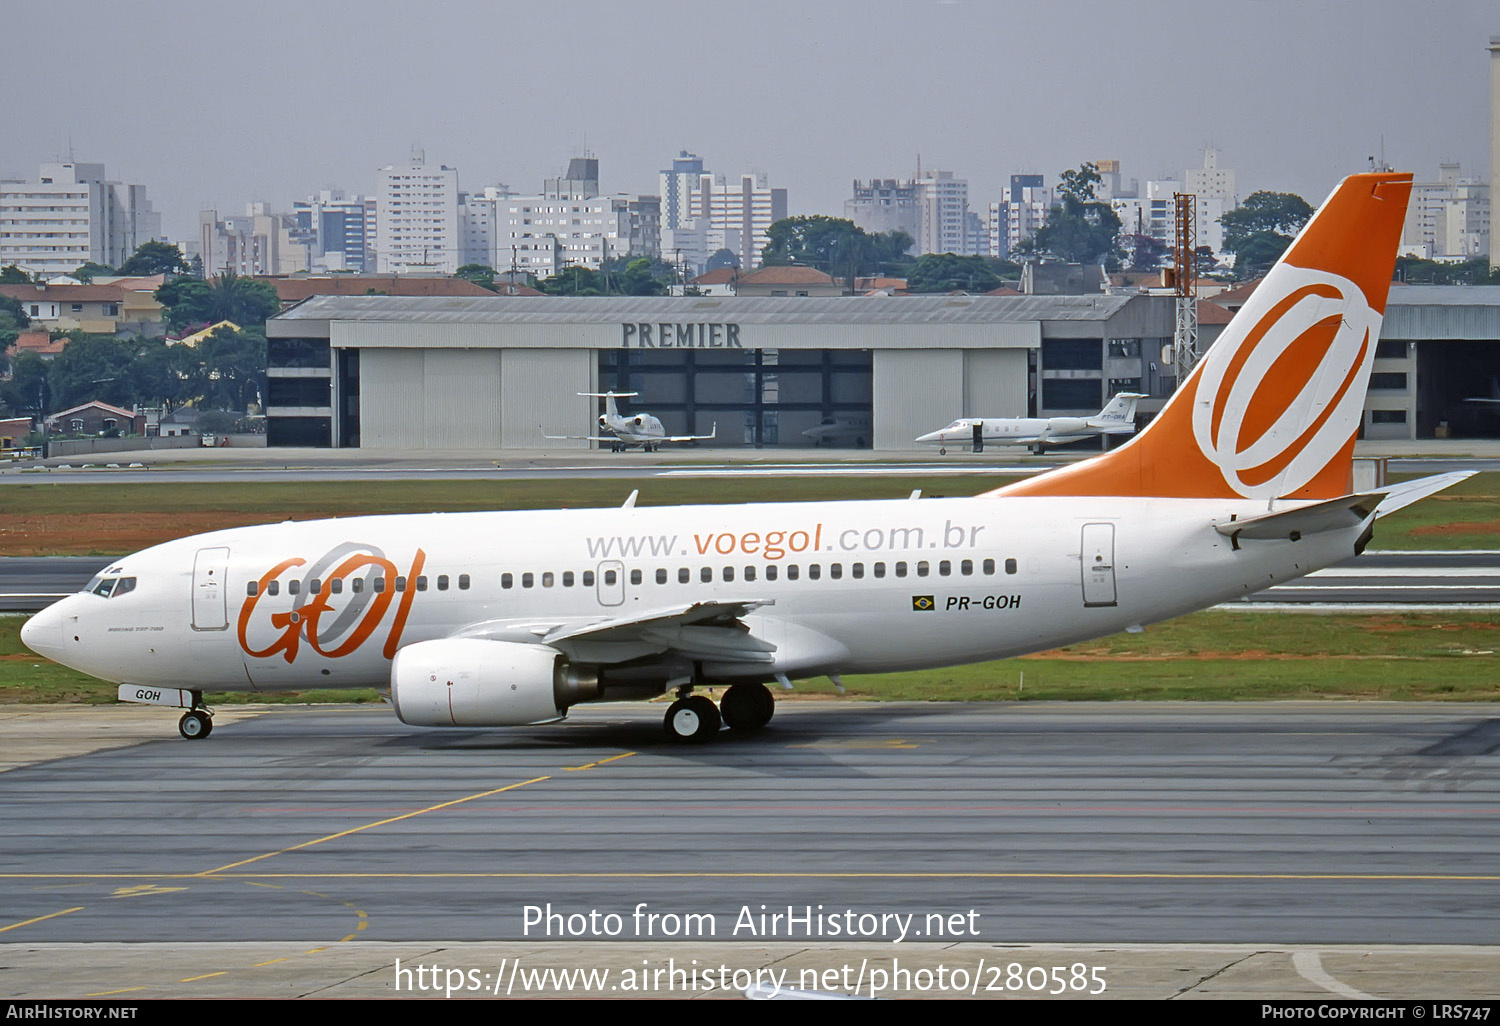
[911,595,935,612]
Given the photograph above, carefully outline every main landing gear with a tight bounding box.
[663,683,775,743]
[178,691,214,740]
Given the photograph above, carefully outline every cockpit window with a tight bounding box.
[88,576,137,598]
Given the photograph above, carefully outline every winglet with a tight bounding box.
[987,172,1413,502]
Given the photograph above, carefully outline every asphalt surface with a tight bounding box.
[1,701,1498,999]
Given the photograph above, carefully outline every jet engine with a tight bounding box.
[390,638,599,727]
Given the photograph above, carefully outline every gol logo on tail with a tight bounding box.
[237,544,428,663]
[1190,266,1381,500]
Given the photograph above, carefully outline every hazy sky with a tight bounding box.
[4,0,1495,241]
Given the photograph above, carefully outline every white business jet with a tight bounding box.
[916,392,1145,454]
[544,391,716,452]
[23,173,1466,745]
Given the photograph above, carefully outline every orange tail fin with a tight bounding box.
[989,172,1412,501]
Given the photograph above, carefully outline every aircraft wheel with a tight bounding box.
[664,695,720,743]
[721,683,774,730]
[178,710,212,740]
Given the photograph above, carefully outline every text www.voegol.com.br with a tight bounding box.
[393,957,1106,998]
[583,520,988,560]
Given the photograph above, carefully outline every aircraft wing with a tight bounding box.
[658,423,717,443]
[449,598,777,664]
[540,427,628,443]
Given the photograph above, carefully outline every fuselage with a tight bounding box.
[916,417,1131,448]
[22,494,1360,696]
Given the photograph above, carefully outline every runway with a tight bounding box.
[1,701,1498,998]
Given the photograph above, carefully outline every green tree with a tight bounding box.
[1220,191,1313,279]
[0,265,34,284]
[155,272,280,330]
[536,264,606,296]
[198,325,267,411]
[905,253,1002,293]
[47,335,140,410]
[603,255,672,296]
[760,216,911,284]
[455,264,498,291]
[1030,163,1123,266]
[0,351,50,418]
[69,262,116,283]
[1393,256,1500,285]
[119,241,189,277]
[129,339,197,411]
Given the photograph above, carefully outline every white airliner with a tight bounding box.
[916,393,1146,454]
[22,172,1467,744]
[544,391,716,452]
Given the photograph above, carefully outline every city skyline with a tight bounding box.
[2,0,1495,242]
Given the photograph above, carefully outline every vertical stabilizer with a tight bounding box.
[989,173,1412,501]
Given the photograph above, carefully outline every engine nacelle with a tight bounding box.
[390,638,597,727]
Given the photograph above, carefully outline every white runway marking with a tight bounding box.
[1292,950,1375,1000]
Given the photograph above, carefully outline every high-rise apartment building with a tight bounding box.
[199,203,309,276]
[375,150,461,273]
[691,172,787,270]
[0,162,161,276]
[1402,163,1490,261]
[914,170,970,255]
[846,179,921,242]
[994,174,1050,258]
[293,190,375,272]
[659,151,705,232]
[495,157,652,278]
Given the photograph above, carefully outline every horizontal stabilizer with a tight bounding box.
[1214,493,1383,542]
[1372,471,1475,518]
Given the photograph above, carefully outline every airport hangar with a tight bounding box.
[263,287,1500,450]
[263,293,1178,450]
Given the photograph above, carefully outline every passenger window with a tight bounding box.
[501,573,513,589]
[604,570,616,586]
[874,562,886,578]
[522,573,534,588]
[246,581,258,597]
[542,572,554,588]
[916,561,929,578]
[656,569,667,585]
[437,575,449,591]
[830,564,842,579]
[373,577,385,594]
[583,570,595,587]
[808,564,821,580]
[1005,558,1018,575]
[417,576,428,591]
[852,563,864,579]
[562,571,573,587]
[630,569,642,585]
[289,579,301,595]
[310,578,322,594]
[895,562,908,578]
[395,576,406,592]
[983,559,995,575]
[269,580,280,596]
[744,565,757,581]
[331,579,343,594]
[352,578,365,594]
[700,567,712,583]
[938,561,951,577]
[723,566,735,582]
[787,565,799,580]
[765,565,779,581]
[678,568,690,584]
[458,574,470,590]
[960,560,973,576]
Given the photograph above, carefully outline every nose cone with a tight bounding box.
[916,429,947,445]
[20,604,64,661]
